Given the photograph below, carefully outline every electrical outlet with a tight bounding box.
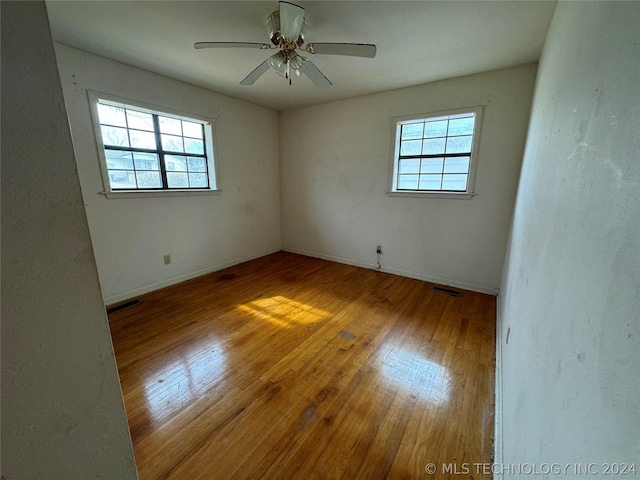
[164,254,171,265]
[376,245,383,254]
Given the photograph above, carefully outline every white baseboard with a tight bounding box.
[282,247,500,296]
[103,247,281,305]
[494,292,504,478]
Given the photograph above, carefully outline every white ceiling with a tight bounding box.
[46,1,556,111]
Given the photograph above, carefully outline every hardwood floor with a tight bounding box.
[108,252,496,479]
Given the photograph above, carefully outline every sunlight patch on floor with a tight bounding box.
[237,296,330,328]
[380,344,450,405]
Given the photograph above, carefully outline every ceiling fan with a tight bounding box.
[194,1,376,87]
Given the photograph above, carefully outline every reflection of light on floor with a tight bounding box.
[380,345,450,404]
[237,296,330,328]
[143,339,225,423]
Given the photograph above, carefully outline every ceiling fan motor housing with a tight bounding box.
[266,10,307,46]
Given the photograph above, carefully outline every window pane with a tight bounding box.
[159,116,182,136]
[136,171,162,188]
[397,174,419,190]
[401,123,423,140]
[187,157,207,172]
[165,155,187,172]
[424,120,448,138]
[98,103,127,127]
[129,129,156,150]
[392,110,478,195]
[101,125,129,147]
[447,116,474,136]
[398,158,420,174]
[420,157,444,174]
[182,121,203,139]
[444,156,470,174]
[105,150,133,169]
[161,134,184,152]
[445,135,472,154]
[133,152,159,170]
[419,175,443,190]
[167,172,189,188]
[442,174,468,191]
[189,173,208,188]
[108,170,136,189]
[400,140,421,156]
[422,137,446,155]
[184,138,204,155]
[96,98,216,193]
[126,110,154,131]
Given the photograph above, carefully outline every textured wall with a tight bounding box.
[498,1,640,474]
[1,2,138,479]
[280,64,537,294]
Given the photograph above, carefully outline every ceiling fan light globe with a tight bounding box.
[268,51,288,78]
[289,52,307,72]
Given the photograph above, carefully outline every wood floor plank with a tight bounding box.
[108,252,496,479]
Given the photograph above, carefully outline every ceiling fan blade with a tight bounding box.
[307,43,376,58]
[303,59,332,88]
[279,1,305,40]
[194,42,270,50]
[240,60,270,86]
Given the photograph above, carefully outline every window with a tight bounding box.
[89,92,217,194]
[389,107,482,197]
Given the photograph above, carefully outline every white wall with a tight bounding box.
[498,1,640,473]
[1,2,138,478]
[55,45,281,304]
[280,64,537,294]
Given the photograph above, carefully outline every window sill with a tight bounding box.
[386,190,476,200]
[100,189,222,199]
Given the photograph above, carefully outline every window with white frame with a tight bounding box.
[89,93,217,193]
[390,107,482,196]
